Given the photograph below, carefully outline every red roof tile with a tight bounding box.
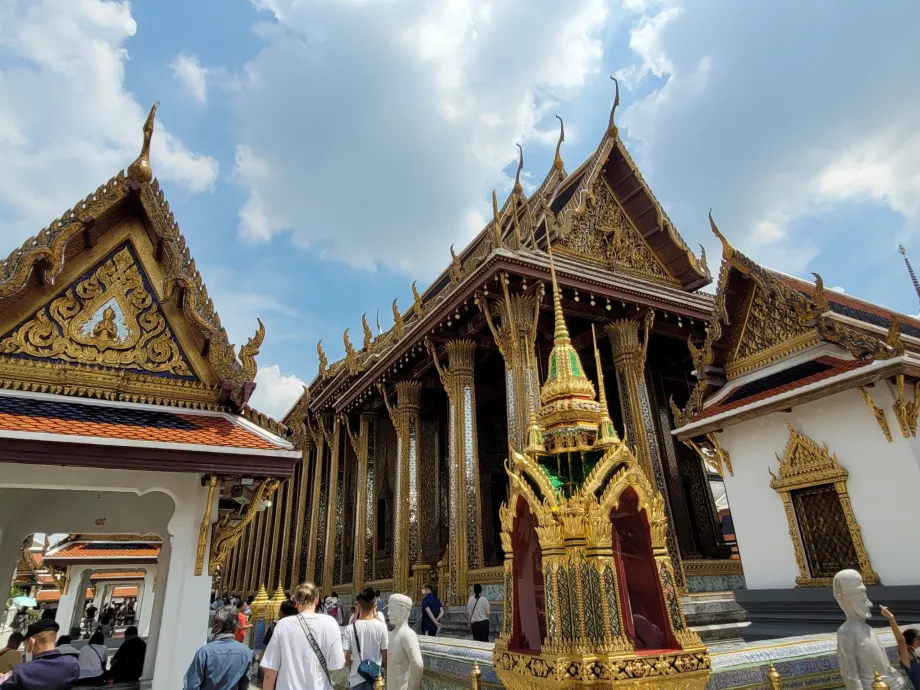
[689,356,869,423]
[112,587,139,598]
[0,395,285,450]
[36,590,61,602]
[45,542,160,561]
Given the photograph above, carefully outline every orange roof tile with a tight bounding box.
[45,542,160,562]
[36,590,61,602]
[689,356,869,423]
[112,587,139,598]
[0,395,285,450]
[91,571,145,580]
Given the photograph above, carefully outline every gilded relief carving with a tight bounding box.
[557,177,675,285]
[0,244,195,379]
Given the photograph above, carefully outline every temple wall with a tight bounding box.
[718,385,920,590]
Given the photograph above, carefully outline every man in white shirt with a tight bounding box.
[261,582,345,690]
[343,587,387,690]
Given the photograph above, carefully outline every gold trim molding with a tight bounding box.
[858,387,892,442]
[892,374,920,439]
[769,423,878,588]
[683,559,744,577]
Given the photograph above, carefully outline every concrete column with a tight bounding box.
[55,565,87,635]
[480,280,544,452]
[606,317,686,589]
[150,481,214,690]
[143,544,169,681]
[381,381,424,598]
[138,569,155,636]
[428,339,485,605]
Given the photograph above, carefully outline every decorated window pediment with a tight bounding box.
[0,242,197,381]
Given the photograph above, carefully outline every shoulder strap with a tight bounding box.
[351,622,363,660]
[296,615,330,685]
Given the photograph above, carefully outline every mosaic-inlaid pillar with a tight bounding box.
[322,417,343,590]
[381,381,424,598]
[345,412,377,593]
[291,437,314,587]
[307,431,327,583]
[259,501,273,591]
[278,477,293,589]
[480,279,544,452]
[246,512,262,595]
[606,316,686,589]
[268,482,285,588]
[428,339,484,605]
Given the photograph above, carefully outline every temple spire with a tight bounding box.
[128,102,159,183]
[513,144,524,196]
[547,244,570,347]
[899,244,920,310]
[553,115,565,171]
[592,324,619,449]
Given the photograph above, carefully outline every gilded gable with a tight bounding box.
[725,283,816,378]
[0,241,197,381]
[555,177,675,285]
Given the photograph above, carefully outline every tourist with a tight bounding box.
[260,582,345,690]
[343,587,387,690]
[256,600,297,682]
[882,606,920,688]
[375,591,384,621]
[98,611,115,639]
[183,605,251,690]
[55,636,79,657]
[84,602,97,635]
[0,632,23,674]
[420,583,443,637]
[243,597,253,616]
[348,601,385,626]
[467,584,491,642]
[234,605,251,644]
[76,631,108,684]
[109,625,146,683]
[324,594,343,626]
[12,608,28,634]
[0,619,79,689]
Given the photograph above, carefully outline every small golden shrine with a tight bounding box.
[492,245,710,689]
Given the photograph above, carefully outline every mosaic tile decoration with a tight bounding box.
[687,574,747,593]
[416,625,916,689]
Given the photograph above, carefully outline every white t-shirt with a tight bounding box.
[261,612,345,690]
[342,618,388,688]
[78,643,108,678]
[467,595,491,623]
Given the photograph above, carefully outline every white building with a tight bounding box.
[0,105,300,687]
[672,217,920,639]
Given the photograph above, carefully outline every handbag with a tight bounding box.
[351,621,383,683]
[296,614,331,686]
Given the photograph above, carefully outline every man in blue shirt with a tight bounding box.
[0,619,79,689]
[183,605,251,690]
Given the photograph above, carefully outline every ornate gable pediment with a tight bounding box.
[725,282,817,379]
[0,241,197,381]
[555,177,677,286]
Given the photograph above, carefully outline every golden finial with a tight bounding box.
[608,76,620,135]
[524,406,545,456]
[592,324,619,449]
[491,189,503,248]
[450,244,462,281]
[872,670,889,690]
[374,671,386,690]
[554,114,565,170]
[317,340,329,378]
[391,299,405,337]
[361,313,373,350]
[344,328,355,356]
[127,102,160,183]
[547,244,570,347]
[411,281,424,315]
[250,583,270,620]
[767,662,782,690]
[513,143,524,196]
[708,209,734,260]
[812,272,830,312]
[471,661,482,690]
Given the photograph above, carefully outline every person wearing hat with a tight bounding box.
[0,618,79,689]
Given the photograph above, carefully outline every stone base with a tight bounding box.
[683,593,749,644]
[735,584,920,641]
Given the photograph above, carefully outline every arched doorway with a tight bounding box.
[510,496,545,653]
[610,487,676,651]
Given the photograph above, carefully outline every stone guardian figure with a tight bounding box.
[387,593,423,690]
[834,569,904,689]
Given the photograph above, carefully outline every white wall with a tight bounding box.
[718,385,920,590]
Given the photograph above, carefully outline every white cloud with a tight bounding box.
[231,0,612,274]
[0,0,218,246]
[169,54,209,105]
[250,364,306,419]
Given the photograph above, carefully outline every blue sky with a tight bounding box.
[1,0,919,418]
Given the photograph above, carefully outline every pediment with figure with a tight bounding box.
[0,242,196,380]
[555,176,677,286]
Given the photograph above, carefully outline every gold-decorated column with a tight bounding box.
[290,436,314,586]
[427,339,485,605]
[345,412,377,594]
[380,381,425,598]
[322,417,342,590]
[606,315,686,589]
[480,275,544,452]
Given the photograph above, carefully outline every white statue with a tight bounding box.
[387,593,424,690]
[834,569,904,689]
